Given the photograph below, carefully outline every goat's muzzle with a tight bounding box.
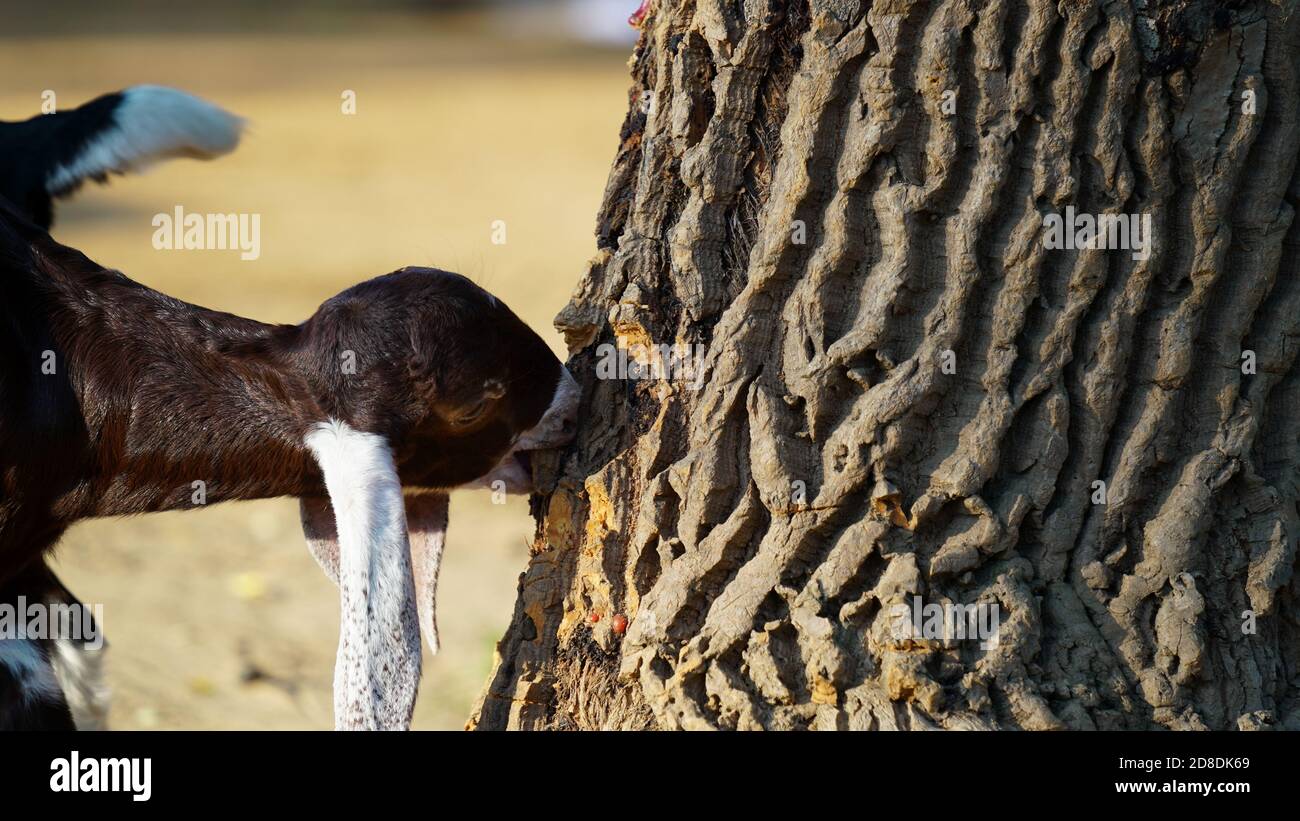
[471,366,580,494]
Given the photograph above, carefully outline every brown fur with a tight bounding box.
[0,201,564,589]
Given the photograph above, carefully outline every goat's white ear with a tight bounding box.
[300,495,341,586]
[301,491,449,656]
[404,492,449,656]
[302,422,421,731]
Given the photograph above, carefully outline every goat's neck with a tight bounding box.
[40,265,325,518]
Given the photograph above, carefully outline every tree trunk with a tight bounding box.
[469,0,1300,731]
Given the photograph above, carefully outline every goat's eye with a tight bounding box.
[454,398,491,426]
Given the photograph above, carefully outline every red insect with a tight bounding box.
[612,614,629,635]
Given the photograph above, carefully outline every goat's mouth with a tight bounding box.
[512,449,533,476]
[464,446,536,495]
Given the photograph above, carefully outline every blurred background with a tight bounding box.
[0,0,634,729]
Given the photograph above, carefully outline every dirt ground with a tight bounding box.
[0,20,628,729]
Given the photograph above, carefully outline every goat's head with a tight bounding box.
[296,267,579,730]
[397,268,580,493]
[299,267,579,492]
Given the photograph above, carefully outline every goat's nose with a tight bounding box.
[559,407,578,441]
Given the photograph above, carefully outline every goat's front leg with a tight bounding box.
[0,565,107,731]
[0,638,77,730]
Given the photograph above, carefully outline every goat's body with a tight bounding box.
[0,213,318,582]
[0,216,315,726]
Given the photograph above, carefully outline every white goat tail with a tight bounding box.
[47,85,244,195]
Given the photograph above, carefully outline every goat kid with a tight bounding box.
[0,202,578,730]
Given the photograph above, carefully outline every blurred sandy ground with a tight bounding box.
[0,2,631,729]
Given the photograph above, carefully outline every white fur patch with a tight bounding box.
[49,636,111,730]
[304,420,421,730]
[46,85,244,194]
[0,639,64,705]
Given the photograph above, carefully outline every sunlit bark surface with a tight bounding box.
[471,0,1300,731]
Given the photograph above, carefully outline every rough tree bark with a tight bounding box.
[469,0,1300,730]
